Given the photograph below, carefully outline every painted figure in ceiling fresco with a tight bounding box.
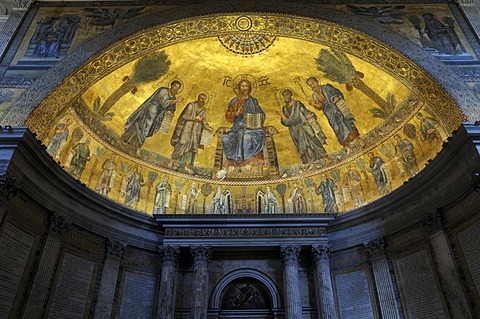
[288,182,307,213]
[368,152,390,196]
[416,112,442,145]
[394,135,418,178]
[186,182,199,214]
[222,79,266,172]
[343,164,365,208]
[211,186,227,215]
[95,154,117,196]
[307,77,365,155]
[315,174,339,213]
[119,80,184,156]
[46,118,72,160]
[422,13,461,55]
[278,88,327,164]
[169,92,212,173]
[124,166,145,210]
[68,138,91,179]
[262,186,278,214]
[153,176,171,214]
[33,18,67,58]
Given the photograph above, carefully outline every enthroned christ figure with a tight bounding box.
[221,79,266,172]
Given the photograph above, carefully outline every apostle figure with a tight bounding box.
[211,186,226,214]
[262,186,278,214]
[95,154,117,196]
[394,134,418,177]
[68,138,91,179]
[416,112,442,145]
[124,166,145,210]
[307,76,365,155]
[343,164,365,207]
[288,182,307,213]
[153,176,171,214]
[119,80,184,156]
[170,92,212,172]
[368,152,390,195]
[186,181,199,214]
[221,79,266,172]
[278,88,327,164]
[315,174,338,213]
[46,118,72,160]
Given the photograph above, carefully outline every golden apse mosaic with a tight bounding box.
[27,14,464,215]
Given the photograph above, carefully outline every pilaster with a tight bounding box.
[21,213,68,319]
[93,239,126,319]
[422,210,473,318]
[364,237,401,319]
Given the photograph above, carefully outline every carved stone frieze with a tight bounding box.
[49,214,68,237]
[0,171,18,201]
[364,237,386,259]
[159,245,180,266]
[107,239,126,260]
[422,209,443,235]
[280,244,301,265]
[164,227,326,238]
[311,244,331,262]
[190,246,212,264]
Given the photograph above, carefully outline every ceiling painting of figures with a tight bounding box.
[26,14,464,216]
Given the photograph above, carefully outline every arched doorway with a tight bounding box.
[210,269,282,319]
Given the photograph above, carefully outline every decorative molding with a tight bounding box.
[106,239,126,259]
[159,245,180,265]
[280,244,301,264]
[364,237,386,259]
[0,171,17,201]
[311,244,331,262]
[49,213,68,237]
[422,209,443,235]
[190,246,212,264]
[164,227,326,238]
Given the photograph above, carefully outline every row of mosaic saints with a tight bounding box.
[45,72,444,214]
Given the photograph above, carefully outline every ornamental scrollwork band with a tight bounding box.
[164,227,327,238]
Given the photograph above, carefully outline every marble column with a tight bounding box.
[364,237,401,319]
[0,0,33,60]
[280,245,302,319]
[311,245,337,319]
[21,214,68,319]
[93,239,126,319]
[422,209,473,319]
[156,245,180,319]
[190,246,212,319]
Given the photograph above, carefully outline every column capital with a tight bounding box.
[190,246,212,264]
[0,171,18,201]
[280,244,301,265]
[159,245,180,266]
[106,239,126,260]
[364,237,385,259]
[422,209,442,235]
[13,0,33,10]
[311,244,331,263]
[49,214,69,237]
